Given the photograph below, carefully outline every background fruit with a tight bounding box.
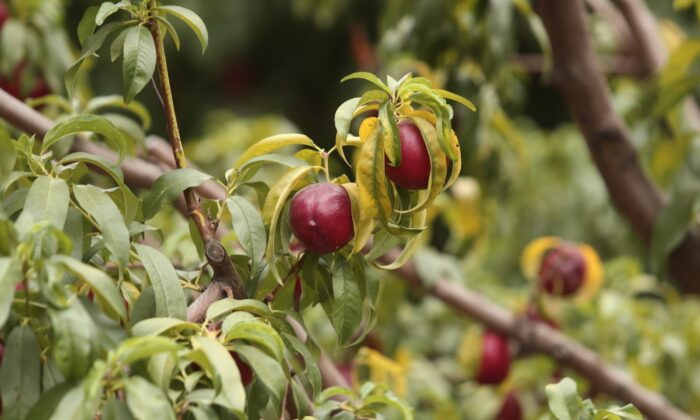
[385,121,431,190]
[538,244,587,296]
[476,331,511,385]
[289,183,354,254]
[495,392,523,420]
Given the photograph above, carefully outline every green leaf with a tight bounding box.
[330,259,363,344]
[235,133,316,168]
[20,176,70,229]
[49,304,95,379]
[52,255,127,321]
[0,257,21,328]
[142,168,212,219]
[42,114,128,163]
[379,101,401,165]
[25,383,76,420]
[134,244,188,320]
[157,5,209,53]
[96,2,121,25]
[235,344,287,402]
[66,22,126,95]
[362,394,414,420]
[0,326,41,420]
[115,336,181,366]
[85,95,152,129]
[155,17,181,50]
[340,183,373,255]
[124,376,175,420]
[103,399,135,420]
[334,97,360,165]
[341,72,392,95]
[225,321,285,361]
[356,126,392,223]
[191,336,246,413]
[73,185,130,268]
[545,378,586,420]
[282,333,322,396]
[0,135,15,182]
[59,152,125,188]
[206,298,271,321]
[228,195,267,276]
[110,28,128,62]
[433,88,477,112]
[122,25,157,103]
[132,317,200,337]
[78,6,99,44]
[377,212,427,270]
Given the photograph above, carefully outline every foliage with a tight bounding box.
[1,0,700,419]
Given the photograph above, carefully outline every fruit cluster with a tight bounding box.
[283,72,475,259]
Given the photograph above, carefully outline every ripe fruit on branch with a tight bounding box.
[289,183,354,254]
[538,244,587,296]
[495,392,523,420]
[384,121,432,190]
[231,352,254,386]
[476,331,511,385]
[521,237,603,300]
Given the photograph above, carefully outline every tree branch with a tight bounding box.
[380,250,693,420]
[147,4,245,299]
[534,0,700,293]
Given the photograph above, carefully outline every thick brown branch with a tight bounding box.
[535,0,700,293]
[382,251,693,420]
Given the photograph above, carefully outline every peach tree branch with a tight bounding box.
[535,0,700,294]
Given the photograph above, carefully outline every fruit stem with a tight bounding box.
[147,2,245,299]
[321,150,331,182]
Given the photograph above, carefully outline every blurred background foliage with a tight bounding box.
[3,0,700,418]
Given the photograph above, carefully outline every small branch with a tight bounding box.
[147,3,245,299]
[535,0,700,293]
[380,250,693,420]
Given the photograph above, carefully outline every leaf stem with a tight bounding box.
[147,2,245,299]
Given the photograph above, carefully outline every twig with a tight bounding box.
[147,2,245,299]
[534,0,700,294]
[380,250,693,420]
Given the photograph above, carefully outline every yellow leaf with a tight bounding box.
[359,117,378,141]
[444,130,463,189]
[341,182,374,255]
[356,125,392,223]
[235,133,316,167]
[394,116,448,214]
[377,210,427,270]
[520,236,561,280]
[262,166,314,268]
[575,243,604,302]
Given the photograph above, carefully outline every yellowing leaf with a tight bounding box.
[394,116,447,214]
[263,166,314,266]
[575,244,604,302]
[356,126,392,223]
[340,182,374,255]
[520,236,560,280]
[235,134,316,168]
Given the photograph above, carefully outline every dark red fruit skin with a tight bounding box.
[385,121,432,190]
[476,331,511,385]
[232,352,254,386]
[289,183,354,254]
[538,244,586,296]
[0,1,8,29]
[495,392,523,420]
